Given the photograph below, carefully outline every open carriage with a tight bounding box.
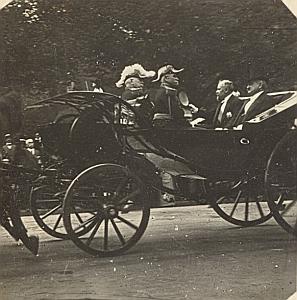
[3,89,296,256]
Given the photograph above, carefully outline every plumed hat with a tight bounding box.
[115,64,156,88]
[152,65,184,82]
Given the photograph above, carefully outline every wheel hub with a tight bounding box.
[106,206,118,218]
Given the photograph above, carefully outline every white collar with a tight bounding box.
[220,92,233,104]
[249,90,264,101]
[244,91,264,114]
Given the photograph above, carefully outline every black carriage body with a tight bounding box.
[24,90,296,181]
[150,126,285,179]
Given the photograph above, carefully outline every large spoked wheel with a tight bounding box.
[63,163,150,256]
[31,182,95,239]
[30,184,69,239]
[265,131,297,236]
[209,175,272,227]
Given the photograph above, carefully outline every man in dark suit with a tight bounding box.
[150,64,198,127]
[237,78,278,124]
[212,80,243,128]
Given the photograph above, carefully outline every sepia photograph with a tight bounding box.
[0,0,296,299]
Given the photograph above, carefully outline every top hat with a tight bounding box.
[247,76,269,85]
[115,64,156,88]
[152,65,184,82]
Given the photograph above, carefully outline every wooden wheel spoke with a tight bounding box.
[117,215,139,230]
[85,218,104,246]
[217,196,227,204]
[229,190,242,217]
[110,218,125,245]
[103,218,108,250]
[74,211,84,224]
[244,198,249,221]
[41,203,62,220]
[52,214,63,231]
[118,188,141,205]
[73,215,98,232]
[255,198,265,218]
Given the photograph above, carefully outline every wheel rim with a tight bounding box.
[30,184,70,239]
[266,133,297,235]
[209,176,272,226]
[31,182,93,239]
[63,164,150,256]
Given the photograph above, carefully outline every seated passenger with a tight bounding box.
[115,63,156,124]
[236,78,278,125]
[212,80,243,129]
[150,64,198,128]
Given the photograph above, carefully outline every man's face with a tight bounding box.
[125,77,144,89]
[246,81,262,96]
[216,82,230,101]
[163,73,179,88]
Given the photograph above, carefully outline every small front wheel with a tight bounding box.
[208,176,272,227]
[63,163,150,256]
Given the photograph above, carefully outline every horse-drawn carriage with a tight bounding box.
[1,89,296,256]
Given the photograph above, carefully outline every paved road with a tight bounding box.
[0,205,296,300]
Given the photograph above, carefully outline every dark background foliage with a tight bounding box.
[0,0,296,106]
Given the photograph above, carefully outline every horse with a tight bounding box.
[0,88,39,255]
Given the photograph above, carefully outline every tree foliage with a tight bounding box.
[0,0,296,105]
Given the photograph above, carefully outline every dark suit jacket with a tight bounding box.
[239,93,279,123]
[121,88,154,124]
[212,95,243,128]
[149,87,188,126]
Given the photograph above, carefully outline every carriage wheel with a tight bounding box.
[63,163,150,256]
[209,175,272,227]
[265,131,297,236]
[31,183,94,239]
[30,184,69,239]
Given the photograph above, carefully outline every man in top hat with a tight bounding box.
[236,78,278,125]
[116,63,156,124]
[212,79,243,128]
[150,64,198,127]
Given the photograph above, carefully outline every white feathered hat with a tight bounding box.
[152,64,184,82]
[115,64,156,88]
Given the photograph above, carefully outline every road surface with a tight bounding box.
[0,205,296,300]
